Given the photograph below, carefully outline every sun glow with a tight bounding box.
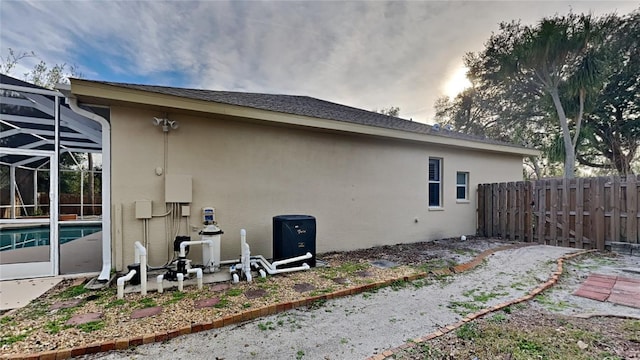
[442,65,472,99]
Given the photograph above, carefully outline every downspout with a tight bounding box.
[67,96,112,282]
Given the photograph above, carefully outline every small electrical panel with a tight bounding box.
[165,174,192,203]
[203,207,215,224]
[135,200,152,219]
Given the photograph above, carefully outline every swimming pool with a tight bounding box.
[0,224,102,252]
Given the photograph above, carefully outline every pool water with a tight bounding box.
[0,224,102,251]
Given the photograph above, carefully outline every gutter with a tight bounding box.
[59,85,112,282]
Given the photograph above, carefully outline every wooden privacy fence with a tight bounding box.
[478,175,639,250]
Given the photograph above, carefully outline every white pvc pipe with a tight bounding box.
[187,267,203,289]
[116,269,136,299]
[156,274,164,294]
[134,241,147,295]
[179,240,214,261]
[271,252,312,269]
[220,259,240,265]
[252,257,310,275]
[177,273,184,291]
[67,95,112,282]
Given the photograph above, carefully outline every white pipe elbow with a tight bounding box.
[187,268,203,289]
[134,241,147,263]
[116,269,136,299]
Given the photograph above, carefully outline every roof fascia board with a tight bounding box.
[71,79,540,157]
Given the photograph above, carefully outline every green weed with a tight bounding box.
[137,297,157,308]
[227,288,243,296]
[76,321,105,333]
[57,285,88,299]
[456,323,478,340]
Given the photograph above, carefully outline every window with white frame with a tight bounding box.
[456,171,469,201]
[428,158,442,207]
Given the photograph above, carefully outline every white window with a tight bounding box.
[428,158,442,207]
[456,171,469,201]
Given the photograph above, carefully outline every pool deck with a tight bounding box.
[0,276,64,311]
[0,232,102,311]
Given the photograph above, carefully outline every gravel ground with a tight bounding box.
[77,243,621,360]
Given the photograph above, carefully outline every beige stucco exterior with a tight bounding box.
[70,80,537,270]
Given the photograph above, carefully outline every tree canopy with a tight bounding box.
[435,9,639,178]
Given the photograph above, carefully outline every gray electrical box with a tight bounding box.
[135,200,152,219]
[165,174,192,203]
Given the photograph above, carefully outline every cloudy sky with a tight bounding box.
[1,1,637,123]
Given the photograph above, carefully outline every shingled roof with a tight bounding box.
[80,79,528,150]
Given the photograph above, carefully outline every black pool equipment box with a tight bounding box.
[273,215,316,268]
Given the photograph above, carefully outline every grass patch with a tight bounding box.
[137,297,157,308]
[76,321,105,333]
[0,316,16,326]
[0,331,32,347]
[227,288,243,296]
[104,299,126,308]
[456,323,478,340]
[307,298,327,310]
[258,321,276,331]
[448,300,482,315]
[535,294,571,311]
[391,306,631,360]
[417,258,457,273]
[489,313,507,323]
[214,297,230,309]
[622,320,640,342]
[164,291,187,305]
[390,280,409,291]
[57,285,88,299]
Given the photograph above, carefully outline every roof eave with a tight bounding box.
[69,79,540,157]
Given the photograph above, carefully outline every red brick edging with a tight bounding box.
[2,242,557,360]
[365,248,598,360]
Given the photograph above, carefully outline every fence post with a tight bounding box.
[593,177,606,250]
[610,176,620,244]
[628,175,638,244]
[492,183,499,237]
[526,181,534,242]
[549,179,558,246]
[477,185,485,237]
[561,178,570,247]
[538,180,547,244]
[517,181,525,242]
[499,183,507,238]
[575,178,584,248]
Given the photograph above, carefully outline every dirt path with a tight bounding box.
[79,244,615,360]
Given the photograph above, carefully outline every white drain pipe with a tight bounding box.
[66,94,112,282]
[187,267,203,289]
[134,241,147,295]
[116,270,136,299]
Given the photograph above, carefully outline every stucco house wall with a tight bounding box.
[68,78,536,271]
[109,105,524,269]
